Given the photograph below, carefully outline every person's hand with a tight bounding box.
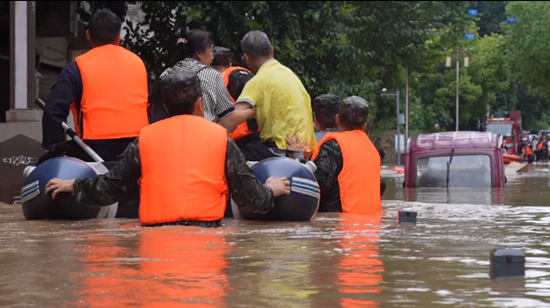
[286,134,314,160]
[286,134,306,152]
[45,178,76,199]
[265,176,291,197]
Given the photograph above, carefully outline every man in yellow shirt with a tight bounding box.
[234,30,316,160]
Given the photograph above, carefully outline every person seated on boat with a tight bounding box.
[211,46,251,79]
[313,94,341,143]
[39,9,149,165]
[289,95,387,199]
[287,96,383,215]
[232,30,317,160]
[210,46,264,160]
[43,70,291,228]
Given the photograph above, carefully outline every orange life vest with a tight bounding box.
[138,115,229,225]
[312,130,381,215]
[538,142,543,150]
[72,44,149,140]
[221,66,260,141]
[221,66,250,92]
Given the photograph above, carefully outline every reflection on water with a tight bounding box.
[385,163,550,206]
[1,166,550,306]
[77,226,229,307]
[336,214,383,308]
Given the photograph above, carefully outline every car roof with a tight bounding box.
[408,131,500,152]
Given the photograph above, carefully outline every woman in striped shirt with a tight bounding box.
[155,28,252,131]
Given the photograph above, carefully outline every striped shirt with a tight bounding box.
[160,58,235,122]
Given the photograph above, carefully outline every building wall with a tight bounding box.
[0,1,9,122]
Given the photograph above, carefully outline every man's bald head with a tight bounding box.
[241,30,273,59]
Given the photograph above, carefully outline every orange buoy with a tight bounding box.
[393,166,405,174]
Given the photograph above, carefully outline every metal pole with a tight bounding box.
[456,46,460,132]
[396,90,401,166]
[405,67,409,142]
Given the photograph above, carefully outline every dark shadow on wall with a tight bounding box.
[0,1,9,123]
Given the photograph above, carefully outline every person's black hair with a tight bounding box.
[241,30,272,58]
[212,46,230,66]
[159,70,203,116]
[177,28,214,61]
[339,96,370,130]
[313,94,341,129]
[88,9,122,46]
[227,70,254,100]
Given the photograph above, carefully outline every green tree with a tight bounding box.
[409,29,509,131]
[113,1,441,132]
[467,34,509,117]
[503,1,550,99]
[467,1,509,36]
[80,1,550,133]
[501,1,550,129]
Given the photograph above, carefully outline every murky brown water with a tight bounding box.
[2,164,550,307]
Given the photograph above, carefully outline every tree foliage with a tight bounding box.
[503,2,550,98]
[80,0,550,132]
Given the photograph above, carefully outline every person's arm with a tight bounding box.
[74,139,141,206]
[218,78,261,131]
[312,140,343,198]
[218,108,256,133]
[45,139,142,207]
[198,69,253,132]
[42,62,82,150]
[234,78,261,111]
[225,138,288,214]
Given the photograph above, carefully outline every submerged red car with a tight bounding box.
[404,131,505,188]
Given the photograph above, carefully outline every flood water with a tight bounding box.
[1,165,550,307]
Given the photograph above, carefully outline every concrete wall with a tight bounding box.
[0,121,42,143]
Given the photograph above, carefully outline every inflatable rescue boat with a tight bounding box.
[231,157,320,222]
[21,156,320,222]
[503,153,523,164]
[21,157,119,220]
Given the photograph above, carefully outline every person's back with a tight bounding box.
[40,9,148,164]
[236,31,316,154]
[311,96,381,215]
[139,115,228,225]
[322,131,380,212]
[75,44,148,140]
[150,29,254,133]
[249,61,314,148]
